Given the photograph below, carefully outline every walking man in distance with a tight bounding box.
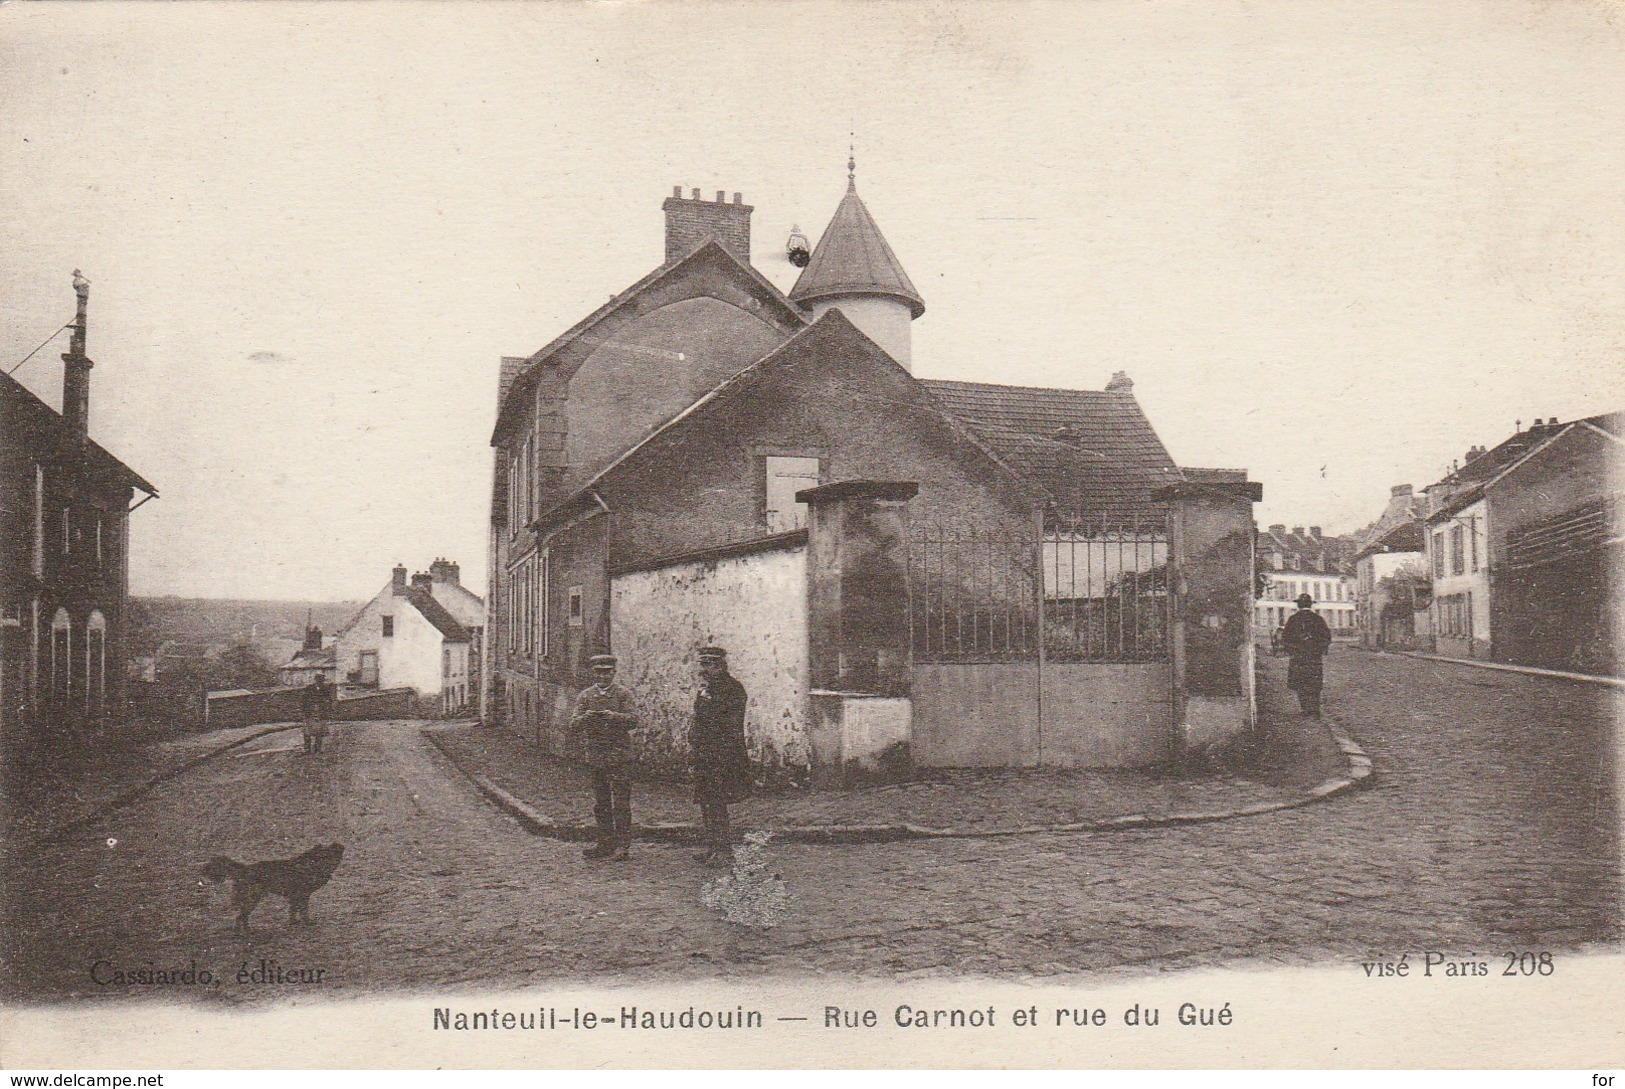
[1281,592,1333,716]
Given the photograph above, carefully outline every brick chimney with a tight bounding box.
[1309,526,1322,538]
[1292,526,1305,538]
[429,558,460,586]
[411,572,433,592]
[663,186,752,264]
[1105,371,1134,394]
[61,270,93,445]
[303,624,323,652]
[1390,484,1413,498]
[1269,524,1286,535]
[392,564,408,595]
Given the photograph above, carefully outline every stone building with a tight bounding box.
[486,170,1260,783]
[0,274,157,747]
[1482,413,1622,675]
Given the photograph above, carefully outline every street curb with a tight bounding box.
[1400,651,1625,689]
[16,721,310,851]
[424,718,1375,846]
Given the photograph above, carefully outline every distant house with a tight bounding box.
[1419,418,1571,660]
[333,562,480,716]
[487,176,1260,783]
[1254,525,1358,636]
[1352,484,1429,650]
[278,624,338,688]
[1,274,157,744]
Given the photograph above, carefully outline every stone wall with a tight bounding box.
[609,543,808,783]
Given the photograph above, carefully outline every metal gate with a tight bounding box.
[906,512,1175,767]
[907,512,1171,665]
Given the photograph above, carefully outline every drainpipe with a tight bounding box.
[1034,504,1046,768]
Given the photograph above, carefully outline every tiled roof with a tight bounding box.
[789,183,925,318]
[406,587,471,643]
[919,379,1182,515]
[1258,526,1359,574]
[282,646,335,669]
[3,371,157,494]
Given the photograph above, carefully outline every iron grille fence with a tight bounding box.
[908,526,1039,662]
[1043,512,1170,663]
[908,511,1170,664]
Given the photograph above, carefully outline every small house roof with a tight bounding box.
[282,646,335,670]
[406,588,471,644]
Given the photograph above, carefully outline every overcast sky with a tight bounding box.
[4,1,1622,600]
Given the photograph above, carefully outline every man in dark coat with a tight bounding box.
[568,654,640,862]
[690,646,751,865]
[300,674,334,754]
[1281,593,1333,716]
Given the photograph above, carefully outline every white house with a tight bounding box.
[333,562,479,716]
[1425,493,1491,659]
[1254,525,1357,637]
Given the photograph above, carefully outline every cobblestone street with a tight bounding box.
[3,648,1618,1004]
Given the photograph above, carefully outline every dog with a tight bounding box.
[202,843,344,932]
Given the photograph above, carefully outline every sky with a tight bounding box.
[3,1,1622,600]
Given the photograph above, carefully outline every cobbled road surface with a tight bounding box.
[2,649,1617,1004]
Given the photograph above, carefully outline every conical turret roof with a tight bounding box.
[789,179,925,319]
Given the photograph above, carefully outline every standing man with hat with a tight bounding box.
[1281,593,1333,716]
[569,654,640,861]
[300,673,334,754]
[690,646,752,865]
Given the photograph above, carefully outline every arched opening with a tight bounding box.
[49,608,71,715]
[87,610,108,717]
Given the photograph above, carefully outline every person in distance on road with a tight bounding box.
[1281,592,1333,716]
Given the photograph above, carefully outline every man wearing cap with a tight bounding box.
[1281,593,1333,716]
[299,673,334,754]
[568,654,640,861]
[690,646,752,865]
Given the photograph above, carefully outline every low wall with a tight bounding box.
[204,687,417,730]
[1042,662,1174,767]
[912,661,1172,769]
[912,662,1038,767]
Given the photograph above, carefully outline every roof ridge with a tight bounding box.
[920,377,1120,398]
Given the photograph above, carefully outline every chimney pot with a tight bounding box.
[62,271,93,444]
